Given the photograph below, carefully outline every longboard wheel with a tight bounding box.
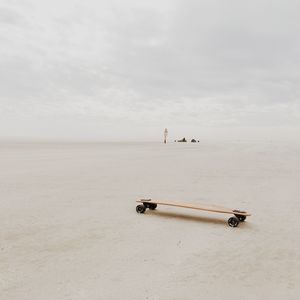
[234,214,246,222]
[136,205,146,214]
[228,217,239,227]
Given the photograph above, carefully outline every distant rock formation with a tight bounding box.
[191,139,199,143]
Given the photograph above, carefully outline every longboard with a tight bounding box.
[136,199,251,227]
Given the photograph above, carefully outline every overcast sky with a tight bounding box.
[0,0,299,140]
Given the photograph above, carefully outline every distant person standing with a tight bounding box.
[164,128,168,144]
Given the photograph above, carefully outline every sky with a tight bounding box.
[0,0,299,141]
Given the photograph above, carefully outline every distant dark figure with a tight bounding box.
[191,139,200,143]
[176,137,187,142]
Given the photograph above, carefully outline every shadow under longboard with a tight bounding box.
[146,209,226,225]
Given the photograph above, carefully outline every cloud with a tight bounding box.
[0,0,299,139]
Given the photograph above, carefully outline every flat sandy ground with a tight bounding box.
[1,140,299,299]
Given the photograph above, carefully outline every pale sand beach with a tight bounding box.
[1,140,300,299]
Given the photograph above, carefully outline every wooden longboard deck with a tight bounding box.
[136,199,251,216]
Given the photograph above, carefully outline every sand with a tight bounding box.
[1,140,299,299]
